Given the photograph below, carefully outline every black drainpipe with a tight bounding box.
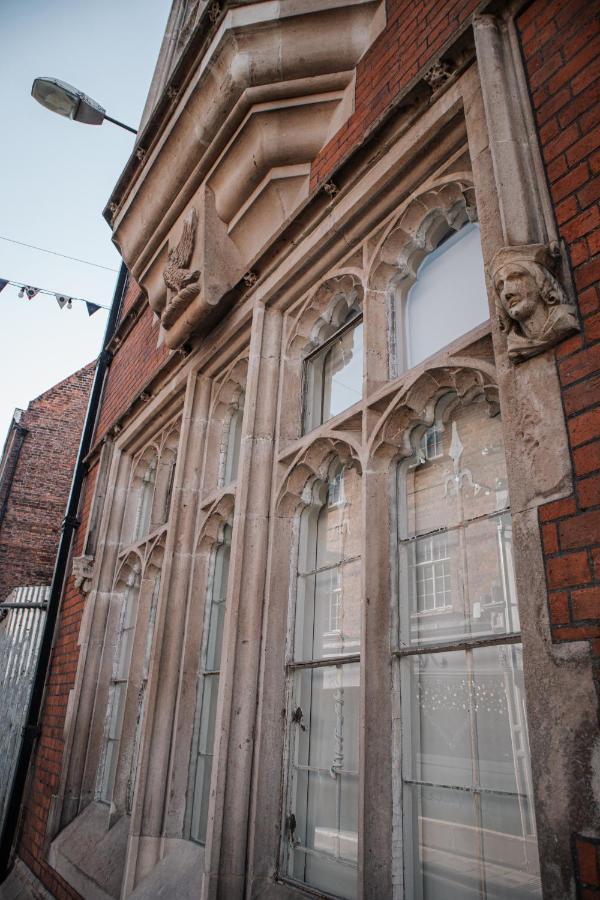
[0,262,128,880]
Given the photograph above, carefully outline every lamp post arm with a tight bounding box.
[104,114,137,135]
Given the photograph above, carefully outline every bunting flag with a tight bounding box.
[0,276,110,315]
[18,285,40,299]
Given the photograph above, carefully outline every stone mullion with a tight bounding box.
[201,304,282,900]
[359,457,394,899]
[57,447,130,829]
[119,370,212,894]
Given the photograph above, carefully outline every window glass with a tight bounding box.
[304,319,363,432]
[224,400,244,485]
[397,397,541,898]
[399,398,516,648]
[135,455,157,541]
[100,573,140,802]
[406,223,488,368]
[189,526,232,844]
[284,467,361,899]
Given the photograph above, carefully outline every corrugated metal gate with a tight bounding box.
[0,585,48,831]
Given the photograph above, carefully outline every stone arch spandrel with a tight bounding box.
[285,270,365,359]
[276,435,363,519]
[367,178,478,291]
[204,356,249,494]
[282,271,365,445]
[367,177,480,378]
[368,363,499,465]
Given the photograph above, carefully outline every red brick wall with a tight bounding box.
[310,0,480,190]
[96,299,169,441]
[518,2,600,895]
[0,363,95,603]
[517,0,600,658]
[17,467,98,900]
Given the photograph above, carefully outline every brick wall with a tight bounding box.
[95,296,169,441]
[310,0,480,190]
[0,363,95,604]
[517,0,600,664]
[17,469,98,900]
[517,2,600,895]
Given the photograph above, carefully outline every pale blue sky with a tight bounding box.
[0,0,172,441]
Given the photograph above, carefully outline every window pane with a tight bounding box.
[295,467,362,661]
[286,663,359,900]
[304,321,363,432]
[400,512,519,647]
[136,459,156,540]
[401,646,541,899]
[205,543,230,671]
[296,560,361,661]
[189,529,231,844]
[406,223,489,368]
[399,399,517,648]
[322,323,363,422]
[190,673,220,844]
[224,403,243,485]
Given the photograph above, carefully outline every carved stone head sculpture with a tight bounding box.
[491,244,579,362]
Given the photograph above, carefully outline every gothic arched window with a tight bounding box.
[100,560,141,803]
[395,394,541,899]
[405,222,488,368]
[283,463,361,900]
[189,524,232,844]
[303,310,363,433]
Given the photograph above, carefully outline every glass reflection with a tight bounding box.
[402,646,541,899]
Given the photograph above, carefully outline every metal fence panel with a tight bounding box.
[0,585,48,830]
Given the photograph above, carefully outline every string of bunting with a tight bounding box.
[0,277,109,317]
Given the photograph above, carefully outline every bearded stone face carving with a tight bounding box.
[491,244,579,362]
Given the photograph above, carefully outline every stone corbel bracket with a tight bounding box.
[72,554,95,595]
[490,244,579,363]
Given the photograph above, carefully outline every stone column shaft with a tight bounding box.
[202,305,282,900]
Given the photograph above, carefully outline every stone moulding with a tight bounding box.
[106,1,385,347]
[490,244,579,363]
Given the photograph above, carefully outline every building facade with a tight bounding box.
[0,365,94,854]
[0,364,95,605]
[6,1,600,899]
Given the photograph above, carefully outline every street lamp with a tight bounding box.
[31,77,137,134]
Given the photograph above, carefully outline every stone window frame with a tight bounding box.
[45,394,187,898]
[184,495,236,845]
[277,449,363,897]
[367,364,541,896]
[96,537,166,819]
[283,273,365,444]
[368,179,480,379]
[203,355,249,497]
[93,417,181,821]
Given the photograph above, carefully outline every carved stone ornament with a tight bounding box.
[491,244,579,363]
[162,207,201,330]
[72,554,95,595]
[423,60,454,92]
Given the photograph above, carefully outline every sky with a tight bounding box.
[0,0,172,442]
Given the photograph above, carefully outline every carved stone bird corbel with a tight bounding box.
[162,207,201,328]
